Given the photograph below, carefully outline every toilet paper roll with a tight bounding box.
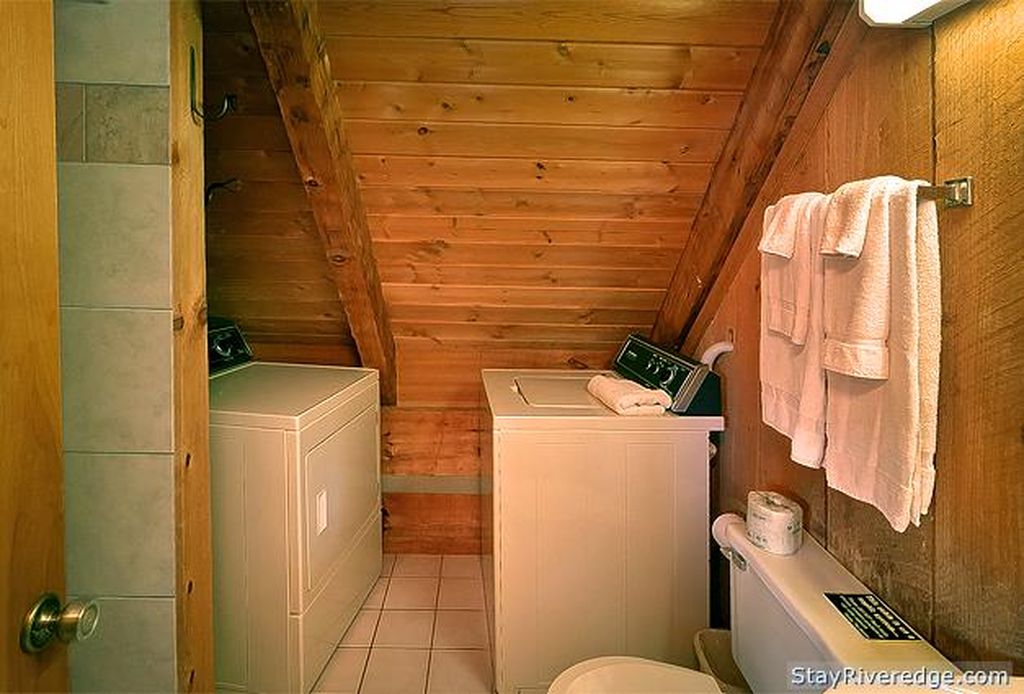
[746,491,803,555]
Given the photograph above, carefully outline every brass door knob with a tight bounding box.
[20,592,99,654]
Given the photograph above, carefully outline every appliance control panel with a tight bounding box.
[619,346,690,392]
[208,317,253,374]
[613,333,721,415]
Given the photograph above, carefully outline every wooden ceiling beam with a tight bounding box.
[245,0,397,403]
[677,3,869,354]
[650,0,867,351]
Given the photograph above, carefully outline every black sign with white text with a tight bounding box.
[824,593,919,641]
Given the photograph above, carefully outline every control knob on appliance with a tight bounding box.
[212,333,234,359]
[660,365,678,387]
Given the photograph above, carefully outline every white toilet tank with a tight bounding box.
[714,514,956,693]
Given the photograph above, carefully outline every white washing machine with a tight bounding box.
[209,361,381,693]
[481,368,724,694]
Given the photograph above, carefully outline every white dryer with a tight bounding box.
[209,362,381,693]
[482,369,724,694]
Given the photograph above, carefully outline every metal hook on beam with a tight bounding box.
[190,45,236,123]
[205,178,240,204]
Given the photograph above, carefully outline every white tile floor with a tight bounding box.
[314,554,493,694]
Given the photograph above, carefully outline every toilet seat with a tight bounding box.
[547,656,721,694]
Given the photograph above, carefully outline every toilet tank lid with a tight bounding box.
[714,514,955,673]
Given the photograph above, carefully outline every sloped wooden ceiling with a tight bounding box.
[202,0,777,385]
[202,0,780,551]
[329,1,774,373]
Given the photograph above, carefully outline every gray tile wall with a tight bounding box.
[68,598,177,693]
[64,454,175,597]
[85,86,170,165]
[55,85,170,166]
[54,1,177,690]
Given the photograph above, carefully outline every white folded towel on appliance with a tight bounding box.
[759,192,830,467]
[758,192,829,343]
[820,177,941,532]
[587,374,671,416]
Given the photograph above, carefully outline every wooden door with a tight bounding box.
[0,2,67,691]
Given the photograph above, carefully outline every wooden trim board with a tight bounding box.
[170,1,214,691]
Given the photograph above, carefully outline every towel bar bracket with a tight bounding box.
[919,176,973,208]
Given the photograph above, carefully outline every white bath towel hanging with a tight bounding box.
[759,192,830,467]
[820,177,941,532]
[758,192,829,343]
[912,194,941,521]
[819,176,905,379]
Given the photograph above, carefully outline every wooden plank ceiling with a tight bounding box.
[202,0,777,372]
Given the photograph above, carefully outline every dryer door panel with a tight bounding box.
[303,404,379,594]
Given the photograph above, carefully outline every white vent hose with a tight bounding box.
[700,341,734,370]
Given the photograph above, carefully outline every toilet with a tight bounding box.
[549,513,959,693]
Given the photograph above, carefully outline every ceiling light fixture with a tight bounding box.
[858,0,972,26]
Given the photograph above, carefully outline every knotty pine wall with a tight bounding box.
[201,0,777,552]
[203,3,360,365]
[337,0,774,552]
[697,1,1023,670]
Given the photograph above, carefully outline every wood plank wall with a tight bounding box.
[202,2,360,365]
[697,2,1023,671]
[333,0,774,551]
[203,0,778,552]
[930,0,1024,670]
[328,1,772,363]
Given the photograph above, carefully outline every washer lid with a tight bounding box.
[513,374,604,408]
[482,369,724,432]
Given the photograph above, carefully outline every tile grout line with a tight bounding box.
[364,580,387,689]
[423,558,444,694]
[357,563,392,694]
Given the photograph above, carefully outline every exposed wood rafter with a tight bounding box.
[679,5,869,354]
[245,0,397,403]
[651,0,867,351]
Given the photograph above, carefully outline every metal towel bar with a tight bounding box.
[918,176,973,207]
